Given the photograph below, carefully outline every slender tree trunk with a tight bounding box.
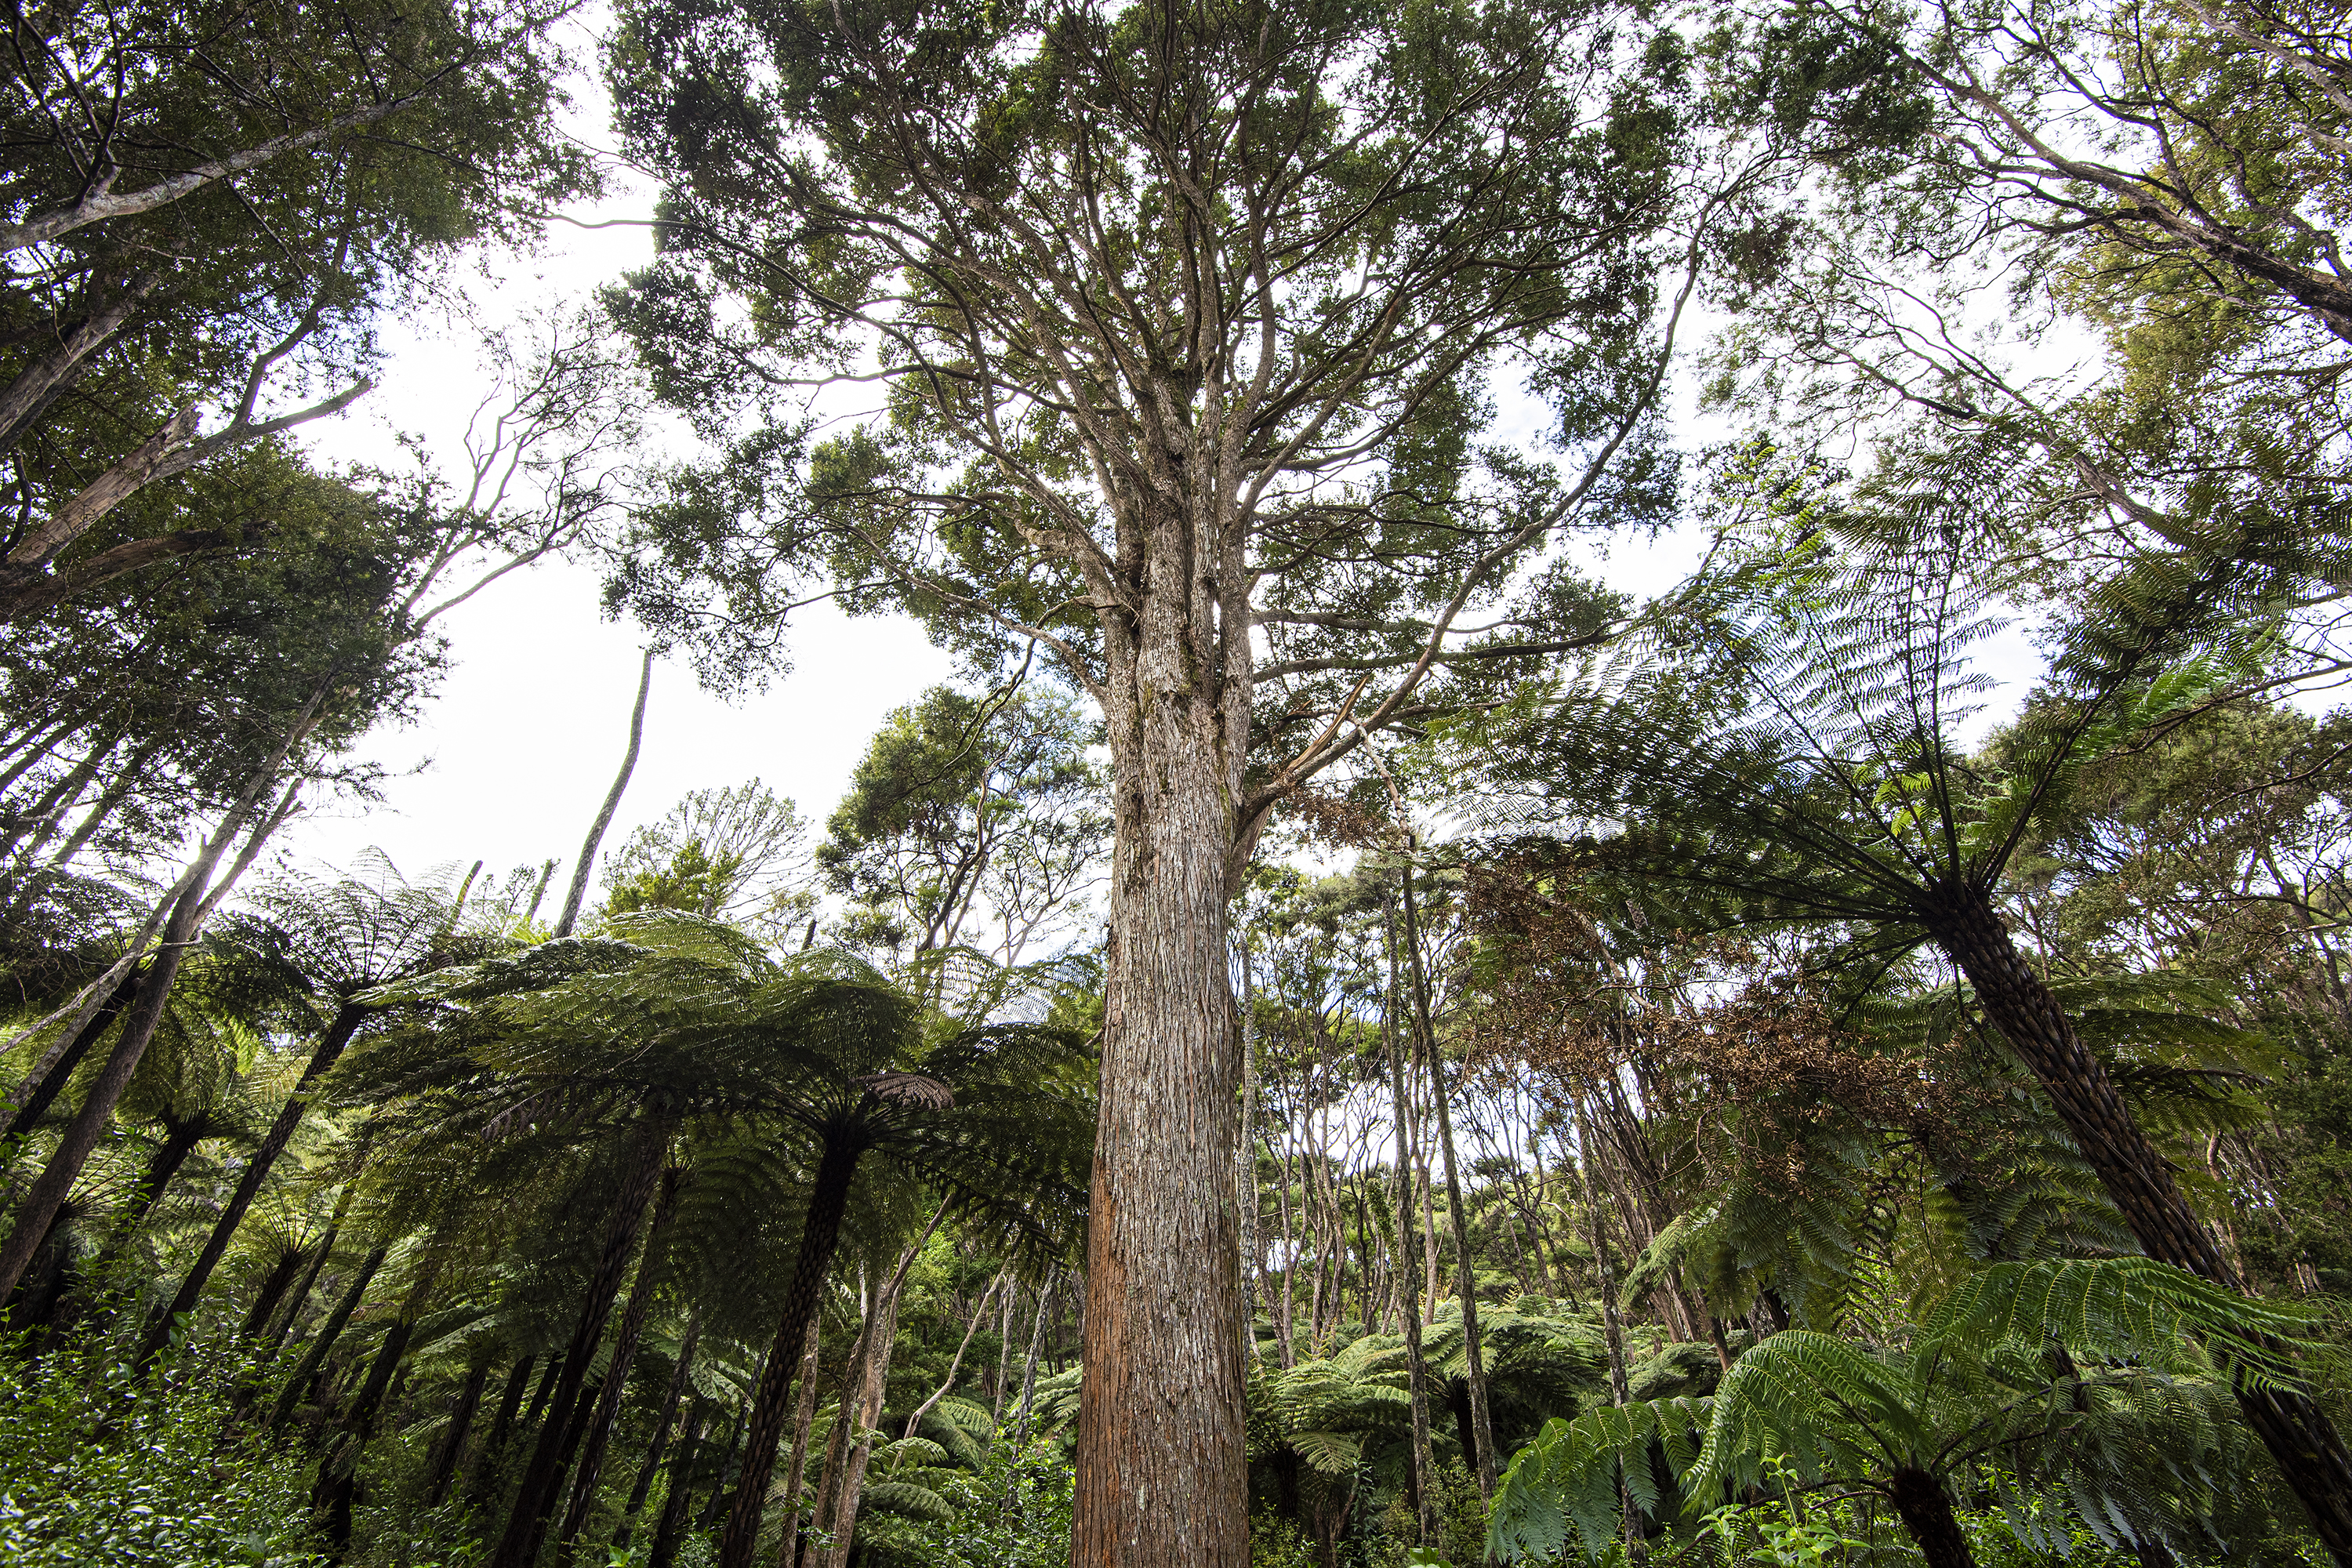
[1011,1270,1053,1451]
[780,1312,825,1568]
[140,998,377,1367]
[236,1247,307,1346]
[1401,849,1497,1501]
[557,1167,686,1560]
[0,961,142,1145]
[271,1244,390,1431]
[465,1356,539,1509]
[648,1396,710,1568]
[717,1134,866,1568]
[557,648,655,938]
[315,1253,445,1543]
[820,1278,906,1568]
[906,1269,1007,1438]
[1930,881,2352,1563]
[992,1282,1015,1421]
[0,703,314,1305]
[612,1322,699,1555]
[1886,1467,1978,1568]
[1384,898,1439,1544]
[426,1359,494,1508]
[1572,1092,1646,1568]
[1236,946,1261,1364]
[1074,606,1247,1568]
[492,1120,670,1568]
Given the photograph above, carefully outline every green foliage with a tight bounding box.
[0,1331,322,1566]
[858,1444,1074,1568]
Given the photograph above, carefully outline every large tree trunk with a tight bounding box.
[556,1167,685,1560]
[140,997,377,1367]
[1929,881,2352,1563]
[1886,1467,1977,1568]
[717,1134,866,1568]
[1075,590,1249,1568]
[0,962,142,1142]
[492,1120,670,1568]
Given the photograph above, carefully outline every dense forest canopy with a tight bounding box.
[2,0,2350,1566]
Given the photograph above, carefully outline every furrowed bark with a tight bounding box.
[1929,880,2352,1564]
[492,1119,669,1568]
[717,1133,866,1568]
[1075,571,1249,1568]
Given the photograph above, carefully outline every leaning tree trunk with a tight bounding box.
[646,1395,710,1568]
[0,962,141,1144]
[140,997,378,1368]
[555,1167,684,1561]
[424,1359,493,1508]
[612,1321,699,1555]
[1886,1467,1978,1568]
[556,648,655,938]
[271,1244,390,1432]
[1928,880,2352,1564]
[492,1120,670,1568]
[716,1133,866,1568]
[464,1355,539,1509]
[1074,577,1250,1568]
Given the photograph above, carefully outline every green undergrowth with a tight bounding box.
[0,1330,324,1567]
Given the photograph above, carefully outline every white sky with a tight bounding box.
[263,26,2045,898]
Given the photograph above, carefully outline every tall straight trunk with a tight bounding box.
[612,1322,699,1555]
[780,1312,825,1567]
[717,1134,866,1568]
[140,998,378,1367]
[315,1253,446,1531]
[556,648,655,938]
[1075,604,1248,1568]
[492,1120,670,1568]
[1571,1092,1645,1568]
[0,691,317,1305]
[1886,1467,1978,1568]
[556,1167,686,1560]
[1236,947,1261,1364]
[426,1359,494,1508]
[1384,900,1439,1542]
[646,1396,710,1568]
[271,1244,390,1431]
[260,1178,363,1363]
[466,1356,539,1508]
[1401,850,1497,1500]
[1929,881,2352,1564]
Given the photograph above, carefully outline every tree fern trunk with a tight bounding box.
[424,1359,492,1508]
[270,1244,390,1432]
[493,1118,669,1568]
[141,997,377,1368]
[556,1165,685,1561]
[1930,880,2352,1564]
[717,1133,866,1568]
[612,1323,699,1555]
[1887,1468,1976,1568]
